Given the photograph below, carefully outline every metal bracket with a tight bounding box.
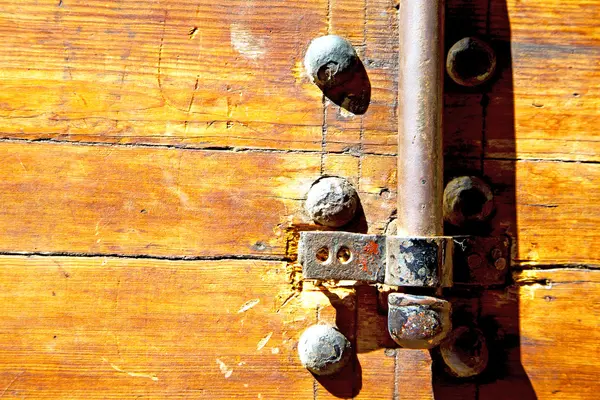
[298,231,510,350]
[299,231,509,287]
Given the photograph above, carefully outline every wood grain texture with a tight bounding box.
[487,0,600,162]
[490,159,600,266]
[0,0,327,151]
[1,0,597,160]
[498,269,600,399]
[0,141,396,258]
[0,257,597,399]
[0,0,599,397]
[0,257,321,399]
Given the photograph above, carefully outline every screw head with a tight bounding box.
[447,37,496,87]
[304,35,358,88]
[443,176,494,227]
[298,324,352,376]
[305,176,359,228]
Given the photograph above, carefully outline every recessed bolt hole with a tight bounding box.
[337,247,352,264]
[458,188,487,217]
[316,247,330,263]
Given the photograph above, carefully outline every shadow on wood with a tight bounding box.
[316,59,372,116]
[434,0,537,397]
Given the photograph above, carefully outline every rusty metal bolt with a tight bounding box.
[305,176,359,228]
[494,257,507,270]
[440,326,489,378]
[387,293,451,349]
[443,176,494,227]
[298,324,352,376]
[490,247,507,270]
[447,37,496,87]
[304,35,358,89]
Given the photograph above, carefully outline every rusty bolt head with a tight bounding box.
[440,326,489,378]
[387,293,451,349]
[304,35,358,89]
[443,176,494,227]
[447,37,496,87]
[305,176,359,228]
[298,324,352,376]
[494,258,507,270]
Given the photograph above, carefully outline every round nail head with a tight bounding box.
[305,176,359,228]
[304,35,358,88]
[298,324,352,376]
[447,37,496,87]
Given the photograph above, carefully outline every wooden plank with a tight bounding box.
[0,256,322,399]
[0,142,396,257]
[0,255,408,399]
[488,159,600,266]
[481,268,600,399]
[0,0,326,151]
[486,0,600,162]
[433,269,599,400]
[515,269,600,399]
[3,260,597,399]
[0,0,597,160]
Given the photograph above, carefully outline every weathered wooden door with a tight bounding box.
[0,0,598,398]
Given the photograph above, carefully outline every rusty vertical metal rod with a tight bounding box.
[397,0,445,237]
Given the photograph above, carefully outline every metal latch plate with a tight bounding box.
[299,231,510,287]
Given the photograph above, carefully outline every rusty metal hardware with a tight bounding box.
[298,324,352,376]
[304,35,358,89]
[299,231,452,287]
[296,0,505,375]
[305,177,359,228]
[453,235,509,287]
[443,176,494,227]
[446,37,497,87]
[388,293,452,349]
[299,232,509,287]
[397,0,445,237]
[304,35,371,115]
[439,325,489,377]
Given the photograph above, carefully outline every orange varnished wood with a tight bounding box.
[0,257,320,399]
[0,142,396,258]
[494,269,600,399]
[487,0,600,162]
[0,0,598,397]
[491,159,600,266]
[0,0,326,151]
